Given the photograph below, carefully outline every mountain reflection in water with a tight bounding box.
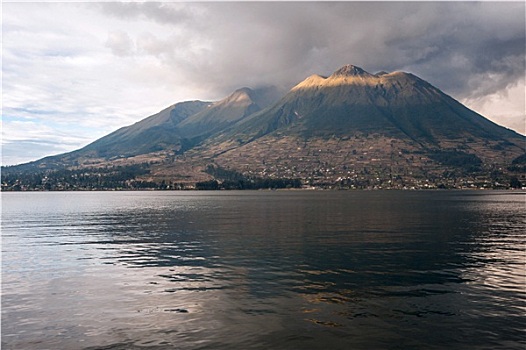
[2,191,525,349]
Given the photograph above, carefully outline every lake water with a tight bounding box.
[2,191,525,349]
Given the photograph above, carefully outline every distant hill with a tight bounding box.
[2,65,524,190]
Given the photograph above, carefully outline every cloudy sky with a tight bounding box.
[2,1,525,165]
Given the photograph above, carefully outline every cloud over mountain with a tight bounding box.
[2,2,524,165]
[95,2,525,100]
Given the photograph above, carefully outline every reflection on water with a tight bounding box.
[2,191,525,349]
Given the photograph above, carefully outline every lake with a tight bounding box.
[2,190,525,349]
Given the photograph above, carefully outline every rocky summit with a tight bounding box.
[2,65,525,190]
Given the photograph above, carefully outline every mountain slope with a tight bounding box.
[7,86,281,171]
[76,86,280,159]
[176,87,265,140]
[80,100,212,158]
[189,64,524,188]
[225,65,522,148]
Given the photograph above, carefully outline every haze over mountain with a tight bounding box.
[3,65,525,190]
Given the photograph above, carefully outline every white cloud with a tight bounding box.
[1,119,95,165]
[1,3,209,165]
[463,79,526,135]
[105,31,135,57]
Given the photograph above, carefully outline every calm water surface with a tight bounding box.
[2,191,525,349]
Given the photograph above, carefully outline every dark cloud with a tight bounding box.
[96,2,523,103]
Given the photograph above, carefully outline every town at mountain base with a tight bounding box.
[2,65,525,190]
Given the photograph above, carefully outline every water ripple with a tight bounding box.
[2,191,525,349]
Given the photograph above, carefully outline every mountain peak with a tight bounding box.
[223,87,255,104]
[227,87,253,101]
[218,86,281,109]
[291,74,327,91]
[233,87,254,95]
[331,64,372,77]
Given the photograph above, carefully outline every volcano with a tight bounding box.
[3,65,524,190]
